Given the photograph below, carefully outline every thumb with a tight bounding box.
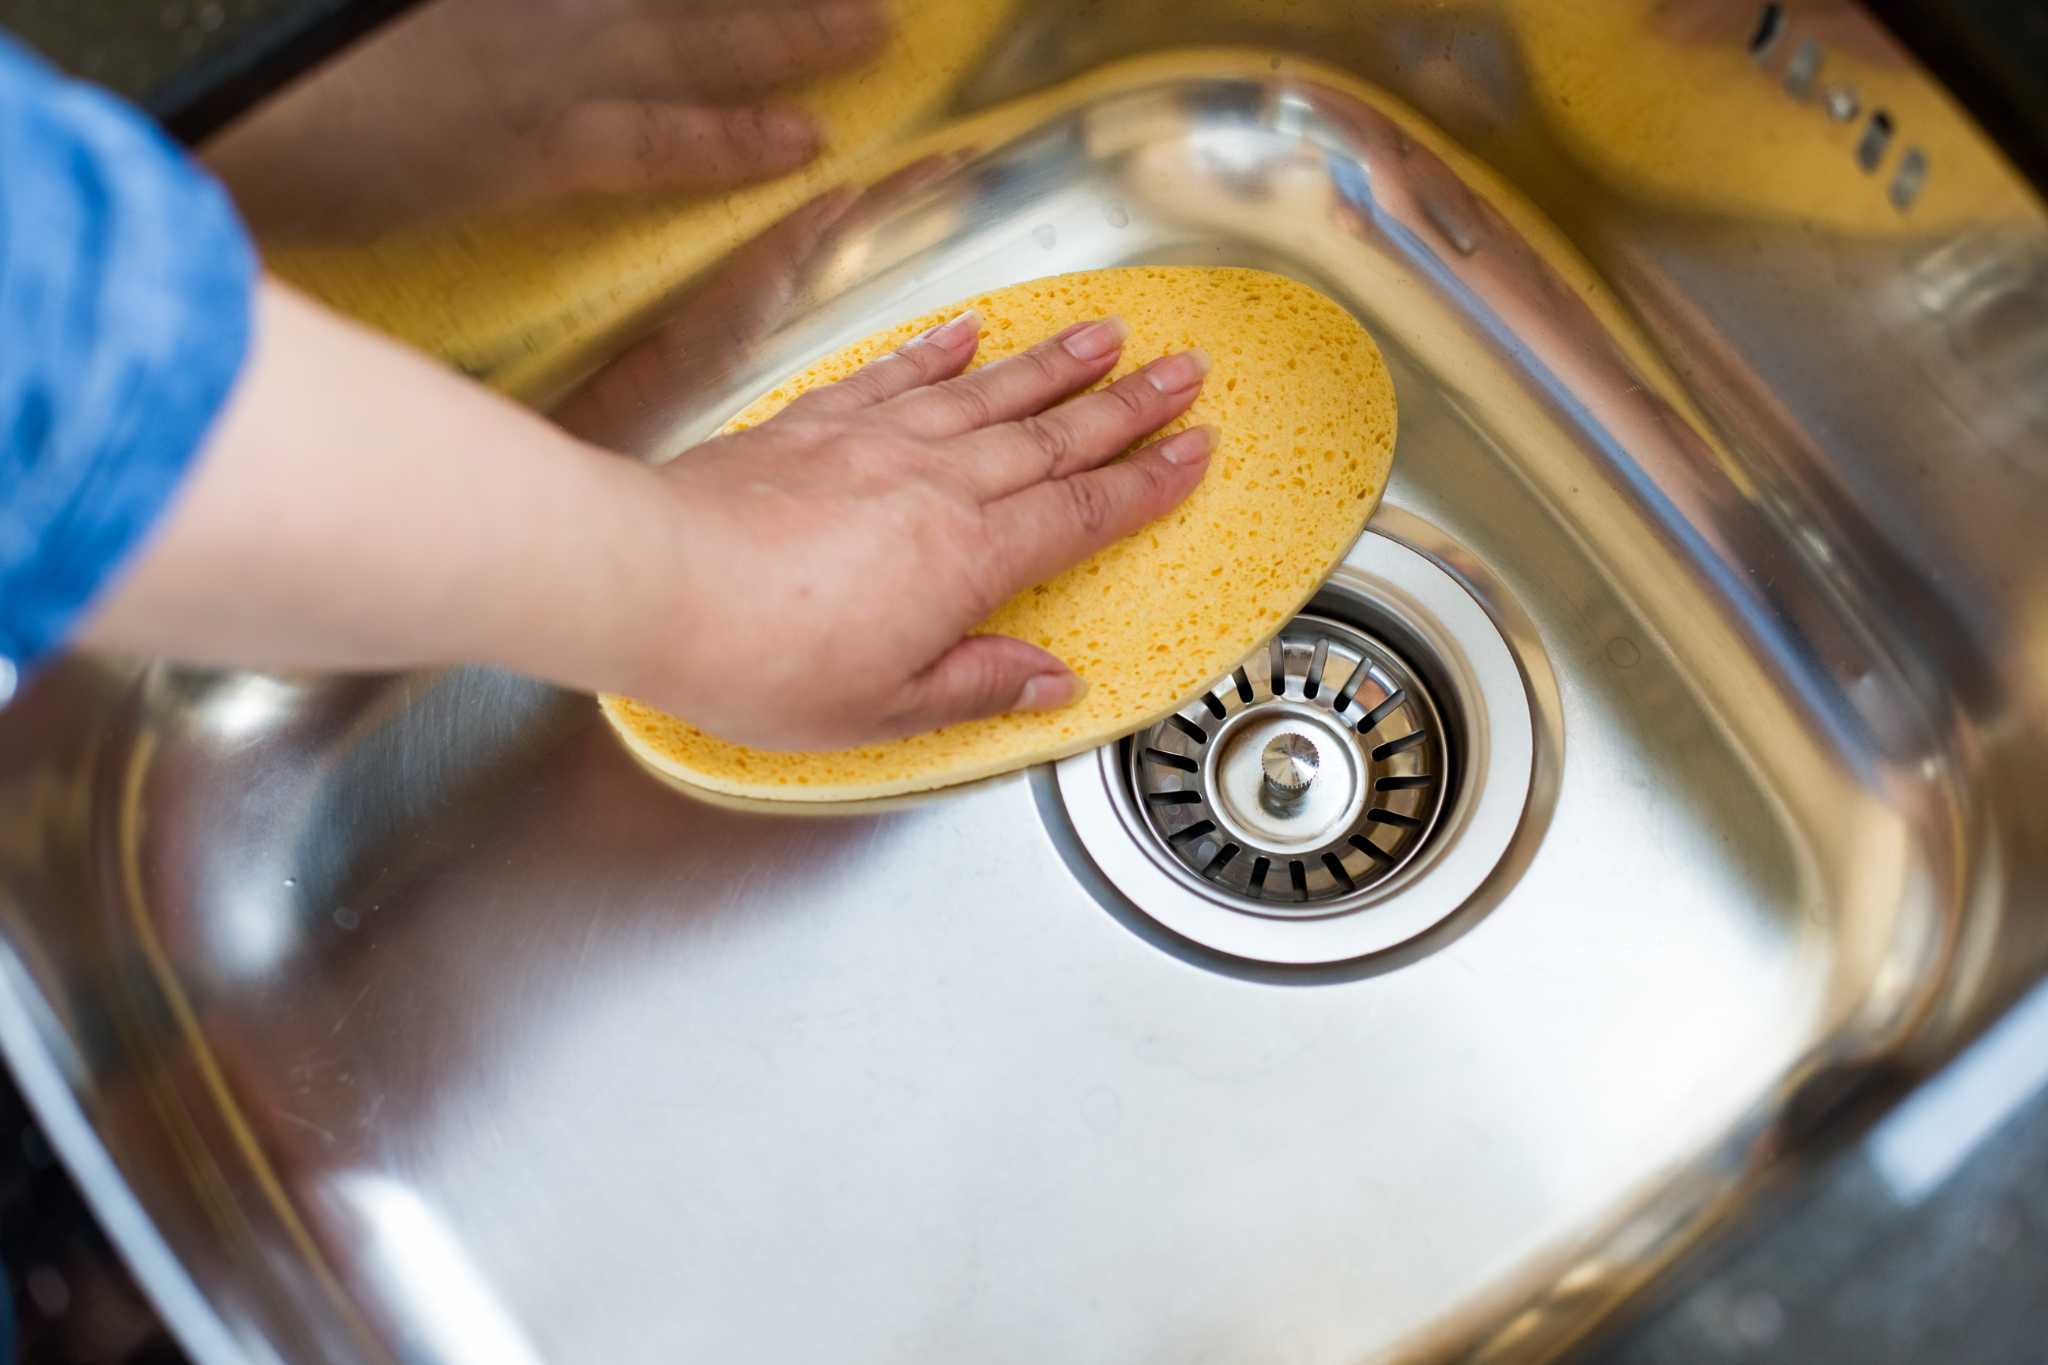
[888,636,1087,737]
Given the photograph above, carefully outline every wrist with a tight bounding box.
[500,449,704,707]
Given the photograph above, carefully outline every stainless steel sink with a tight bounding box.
[3,3,2045,1362]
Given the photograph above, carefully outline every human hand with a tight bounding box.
[608,312,1215,749]
[81,283,1206,754]
[206,0,890,240]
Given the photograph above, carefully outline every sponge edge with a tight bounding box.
[600,266,1397,801]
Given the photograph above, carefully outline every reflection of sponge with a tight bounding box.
[601,266,1397,801]
[268,0,1018,395]
[1518,3,2028,232]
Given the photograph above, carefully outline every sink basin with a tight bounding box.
[3,4,2044,1362]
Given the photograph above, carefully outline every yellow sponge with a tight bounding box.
[601,266,1396,800]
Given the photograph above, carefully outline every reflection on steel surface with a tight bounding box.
[2,2,2045,1362]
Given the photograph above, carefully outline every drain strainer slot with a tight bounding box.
[1130,615,1447,912]
[1050,522,1540,968]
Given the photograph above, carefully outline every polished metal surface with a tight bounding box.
[1056,516,1542,969]
[1119,604,1448,907]
[1259,733,1319,800]
[4,2,2047,1363]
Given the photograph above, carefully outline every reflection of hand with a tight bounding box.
[620,315,1214,748]
[553,150,971,450]
[206,0,890,240]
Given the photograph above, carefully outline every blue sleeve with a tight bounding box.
[0,33,255,684]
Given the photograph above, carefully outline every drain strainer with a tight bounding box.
[1051,523,1538,967]
[1129,615,1447,909]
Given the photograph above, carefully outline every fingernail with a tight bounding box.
[1144,348,1212,392]
[1158,424,1216,465]
[1061,317,1129,361]
[911,309,980,351]
[1015,672,1087,712]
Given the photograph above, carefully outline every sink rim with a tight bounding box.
[1047,504,1554,970]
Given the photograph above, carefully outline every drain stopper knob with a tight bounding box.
[1260,733,1321,798]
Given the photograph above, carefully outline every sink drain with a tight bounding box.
[1128,614,1448,908]
[1050,521,1539,967]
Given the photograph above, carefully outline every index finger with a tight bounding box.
[781,309,982,418]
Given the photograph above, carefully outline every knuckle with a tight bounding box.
[1107,375,1153,419]
[822,372,880,410]
[1018,414,1072,467]
[954,650,1011,712]
[1063,475,1117,537]
[940,378,996,430]
[858,351,921,398]
[718,106,765,150]
[632,105,682,172]
[1135,451,1180,506]
[892,341,940,380]
[1020,343,1066,387]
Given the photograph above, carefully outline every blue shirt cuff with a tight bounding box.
[0,34,256,675]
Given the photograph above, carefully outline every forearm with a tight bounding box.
[82,278,666,695]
